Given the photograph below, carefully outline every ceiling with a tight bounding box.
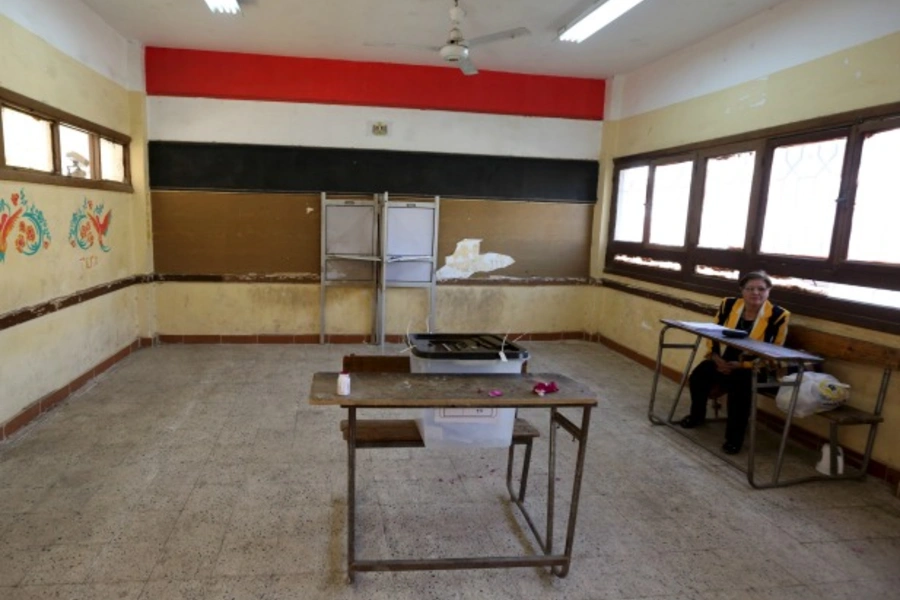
[81,0,790,79]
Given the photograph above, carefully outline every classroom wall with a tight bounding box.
[146,48,603,338]
[0,7,150,427]
[593,0,900,472]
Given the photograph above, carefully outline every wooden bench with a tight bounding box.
[339,354,541,501]
[709,326,895,478]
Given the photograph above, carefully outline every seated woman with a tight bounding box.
[679,271,790,455]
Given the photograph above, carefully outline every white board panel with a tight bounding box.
[324,204,376,255]
[386,206,435,257]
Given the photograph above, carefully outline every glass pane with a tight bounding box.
[847,127,900,264]
[760,138,845,258]
[613,166,648,242]
[649,160,692,246]
[698,152,755,249]
[1,107,53,171]
[100,138,125,182]
[59,124,92,179]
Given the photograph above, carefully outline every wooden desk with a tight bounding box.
[648,319,823,488]
[310,371,598,581]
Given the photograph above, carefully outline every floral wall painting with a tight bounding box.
[0,189,52,263]
[69,198,111,252]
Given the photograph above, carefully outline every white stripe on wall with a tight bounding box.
[608,0,900,120]
[147,96,602,161]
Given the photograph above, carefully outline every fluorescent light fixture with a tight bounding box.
[559,0,647,43]
[205,0,240,14]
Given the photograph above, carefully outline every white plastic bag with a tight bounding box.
[776,372,850,418]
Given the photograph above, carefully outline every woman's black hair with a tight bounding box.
[739,270,773,289]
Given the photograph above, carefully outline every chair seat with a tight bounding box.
[340,417,540,447]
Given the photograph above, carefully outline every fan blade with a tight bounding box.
[363,41,442,52]
[467,27,530,48]
[458,57,478,76]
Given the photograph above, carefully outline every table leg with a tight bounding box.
[553,405,592,578]
[546,408,557,556]
[347,407,357,583]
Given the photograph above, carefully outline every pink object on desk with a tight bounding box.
[533,381,559,396]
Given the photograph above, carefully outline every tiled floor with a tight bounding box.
[1,341,898,599]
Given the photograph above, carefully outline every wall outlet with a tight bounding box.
[370,121,389,136]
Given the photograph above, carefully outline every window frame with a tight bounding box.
[604,100,900,334]
[0,86,132,192]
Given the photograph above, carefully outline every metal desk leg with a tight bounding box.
[648,326,701,425]
[748,364,805,488]
[346,407,357,583]
[552,405,592,578]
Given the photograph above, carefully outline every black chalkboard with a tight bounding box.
[148,141,597,202]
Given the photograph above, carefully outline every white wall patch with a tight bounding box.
[436,239,514,280]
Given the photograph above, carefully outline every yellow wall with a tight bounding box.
[593,31,900,471]
[0,15,150,424]
[154,284,590,337]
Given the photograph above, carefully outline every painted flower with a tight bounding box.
[43,240,49,249]
[19,221,25,232]
[15,236,25,251]
[10,193,19,206]
[26,226,36,242]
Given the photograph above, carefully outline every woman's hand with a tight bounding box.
[712,354,741,374]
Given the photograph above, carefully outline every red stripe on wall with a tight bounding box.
[145,47,605,120]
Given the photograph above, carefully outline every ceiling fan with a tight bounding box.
[372,1,531,76]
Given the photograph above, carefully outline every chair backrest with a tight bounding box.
[342,354,411,373]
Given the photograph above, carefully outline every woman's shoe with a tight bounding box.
[679,415,705,429]
[721,442,741,455]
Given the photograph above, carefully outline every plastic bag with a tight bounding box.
[776,372,850,418]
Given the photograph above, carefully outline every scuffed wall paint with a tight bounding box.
[608,31,900,158]
[0,14,148,426]
[608,0,900,120]
[0,0,141,92]
[0,290,139,424]
[154,283,590,338]
[435,286,589,334]
[436,239,515,280]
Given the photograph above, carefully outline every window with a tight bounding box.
[613,166,648,242]
[760,137,846,258]
[100,138,126,182]
[847,126,900,264]
[612,158,694,248]
[1,107,53,172]
[697,151,755,250]
[649,160,692,246]
[605,102,900,333]
[59,124,92,179]
[0,86,131,190]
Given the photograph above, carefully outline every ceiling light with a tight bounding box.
[204,0,241,15]
[558,0,647,43]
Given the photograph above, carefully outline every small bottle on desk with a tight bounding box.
[337,372,351,396]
